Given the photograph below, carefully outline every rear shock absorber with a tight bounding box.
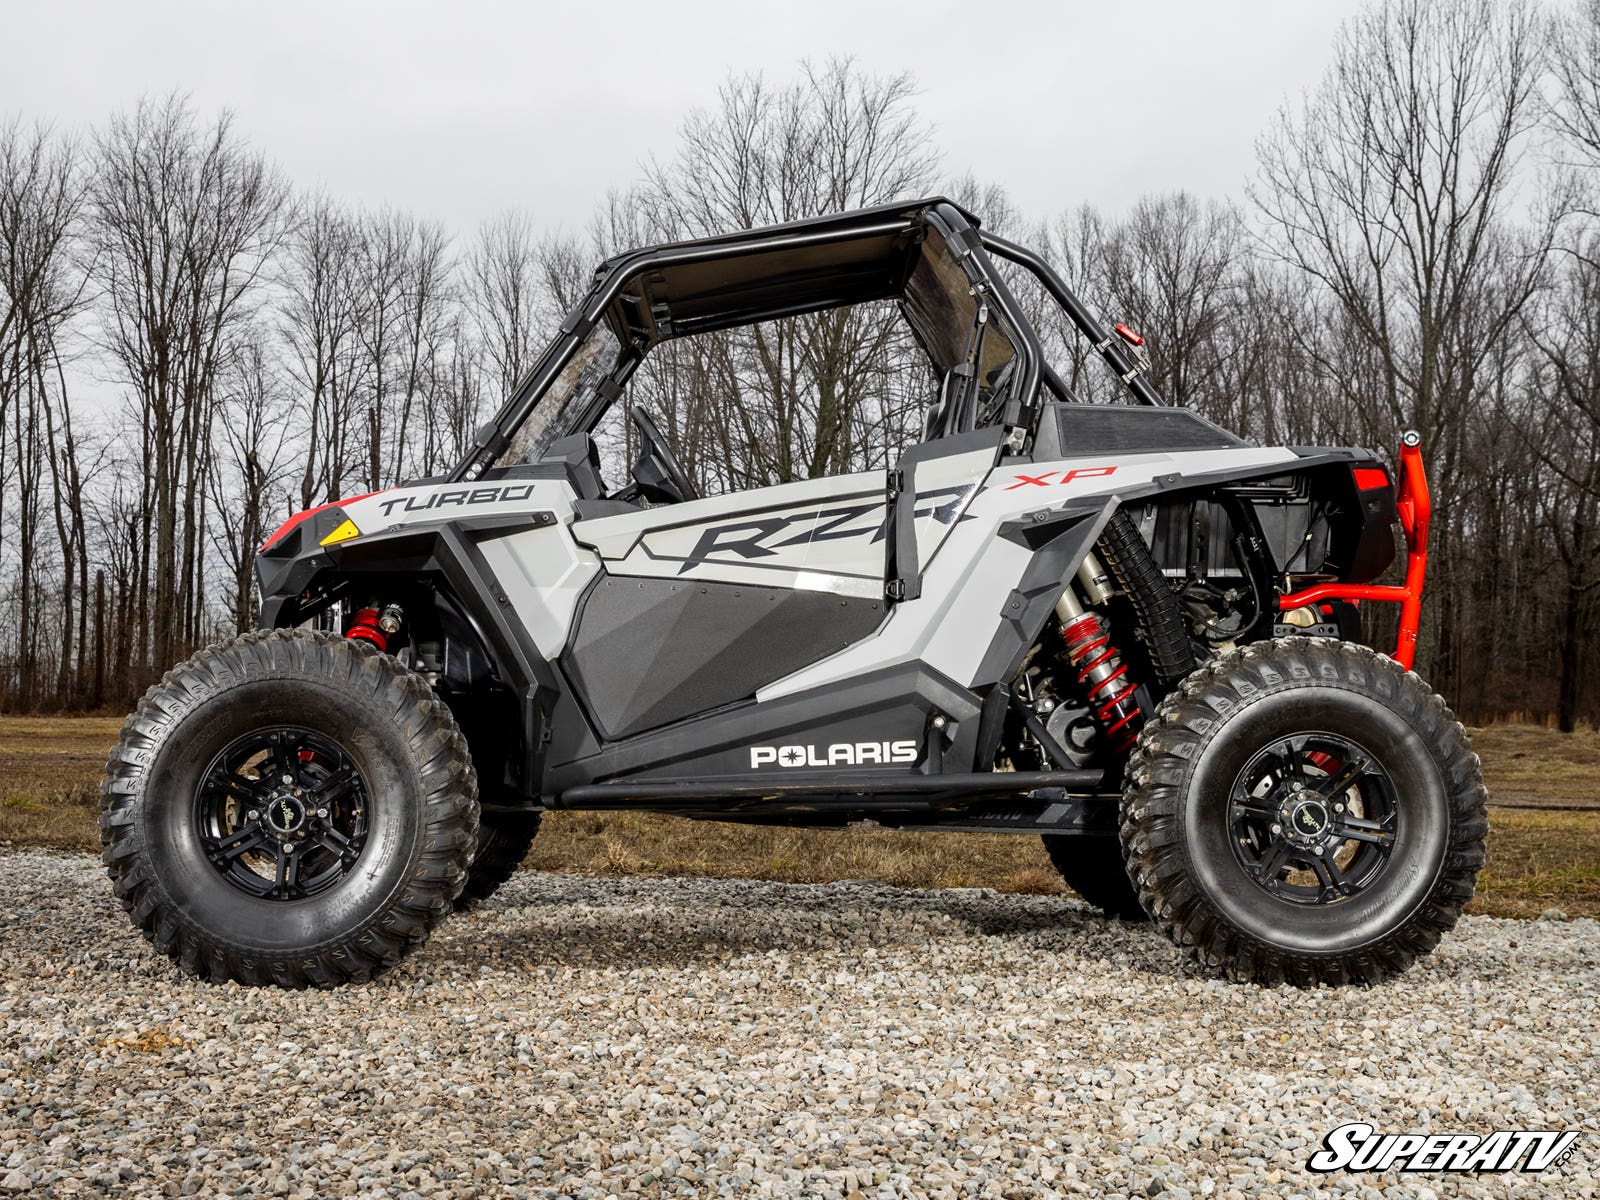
[1054,585,1143,753]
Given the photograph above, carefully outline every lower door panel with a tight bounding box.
[562,575,885,739]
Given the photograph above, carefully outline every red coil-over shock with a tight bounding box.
[345,603,403,652]
[1056,589,1143,753]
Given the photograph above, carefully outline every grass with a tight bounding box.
[1459,724,1600,802]
[3,715,1596,919]
[0,715,120,852]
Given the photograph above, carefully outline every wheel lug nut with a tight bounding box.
[1313,845,1324,856]
[1334,803,1345,813]
[247,810,259,822]
[1271,823,1282,835]
[316,808,328,819]
[281,774,293,785]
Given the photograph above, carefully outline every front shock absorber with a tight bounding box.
[1055,585,1142,753]
[345,603,404,652]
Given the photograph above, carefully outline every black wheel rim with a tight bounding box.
[196,726,370,901]
[1227,732,1399,906]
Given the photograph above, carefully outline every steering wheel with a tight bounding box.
[628,405,699,504]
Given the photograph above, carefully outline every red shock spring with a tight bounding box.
[345,607,390,651]
[1060,612,1143,752]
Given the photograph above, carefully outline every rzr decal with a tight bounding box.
[672,484,973,575]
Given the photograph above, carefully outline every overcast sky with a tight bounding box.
[4,0,1367,237]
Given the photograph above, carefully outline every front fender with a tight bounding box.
[255,515,565,796]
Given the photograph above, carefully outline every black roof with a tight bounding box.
[590,197,982,344]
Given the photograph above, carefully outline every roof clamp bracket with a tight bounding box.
[559,311,596,339]
[649,301,674,338]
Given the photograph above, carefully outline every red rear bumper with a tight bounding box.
[1276,433,1431,671]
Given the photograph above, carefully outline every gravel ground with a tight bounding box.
[1,850,1596,1199]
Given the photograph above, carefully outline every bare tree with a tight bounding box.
[467,210,548,404]
[1549,0,1600,194]
[89,94,288,676]
[1520,238,1600,731]
[280,195,366,508]
[1098,194,1244,415]
[1253,0,1561,698]
[206,333,291,631]
[614,60,940,489]
[0,121,88,707]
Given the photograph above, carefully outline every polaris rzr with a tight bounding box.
[101,198,1487,989]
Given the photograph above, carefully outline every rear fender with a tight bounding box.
[969,450,1397,740]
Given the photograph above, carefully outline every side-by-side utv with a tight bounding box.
[101,197,1487,989]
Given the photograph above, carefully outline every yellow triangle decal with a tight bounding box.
[320,518,360,546]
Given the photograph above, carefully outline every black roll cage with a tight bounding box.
[448,197,1165,484]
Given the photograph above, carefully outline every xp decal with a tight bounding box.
[1003,464,1118,490]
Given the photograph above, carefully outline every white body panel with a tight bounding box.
[759,446,1298,698]
[565,443,992,600]
[476,530,601,660]
[572,472,887,597]
[339,479,580,532]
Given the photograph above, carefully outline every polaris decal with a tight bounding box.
[750,740,919,769]
[676,484,973,574]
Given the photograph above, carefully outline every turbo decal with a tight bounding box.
[376,484,540,516]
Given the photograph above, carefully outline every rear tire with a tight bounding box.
[1041,836,1147,919]
[1121,639,1487,986]
[100,629,479,988]
[454,812,540,910]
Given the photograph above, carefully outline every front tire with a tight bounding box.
[100,629,479,988]
[1121,639,1487,986]
[1040,836,1146,920]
